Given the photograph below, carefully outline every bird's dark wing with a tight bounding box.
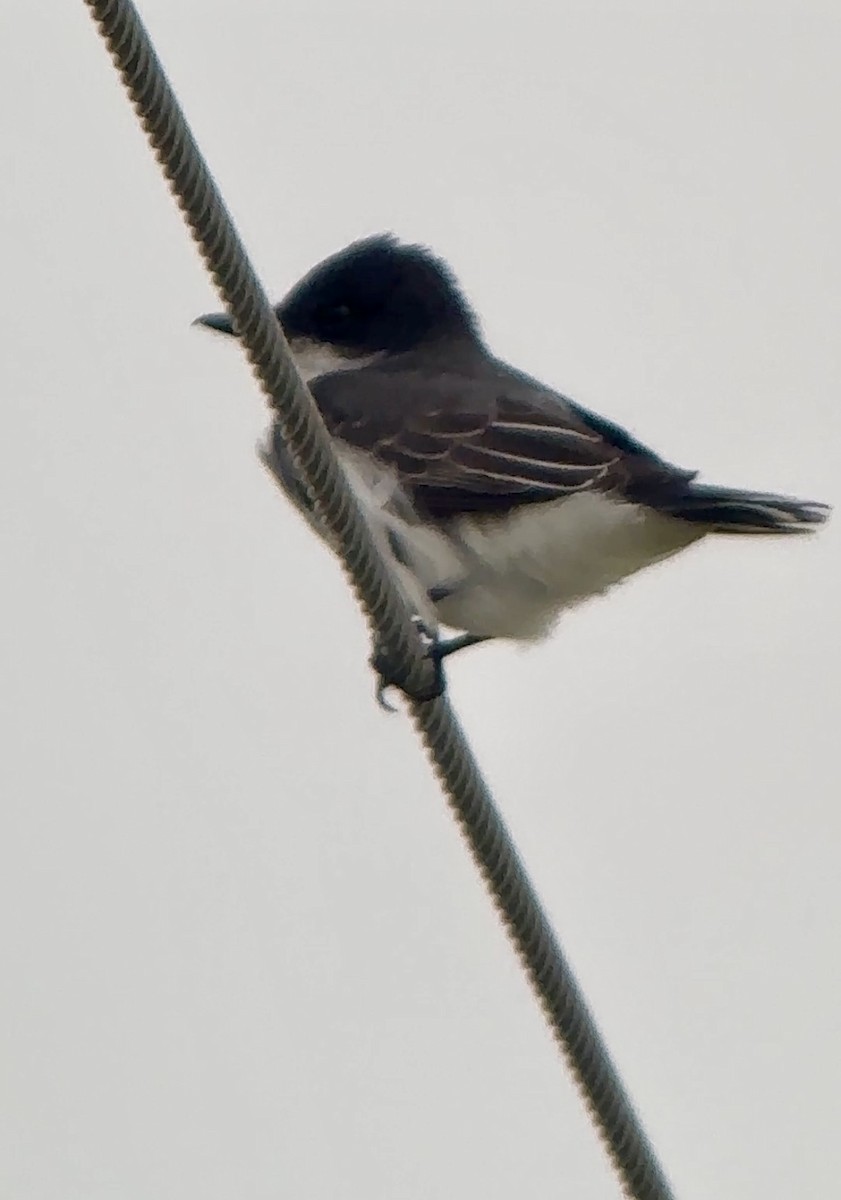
[308,360,696,521]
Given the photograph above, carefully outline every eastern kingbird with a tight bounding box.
[196,235,830,683]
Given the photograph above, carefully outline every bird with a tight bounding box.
[195,234,830,693]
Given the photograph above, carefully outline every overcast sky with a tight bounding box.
[1,3,839,1198]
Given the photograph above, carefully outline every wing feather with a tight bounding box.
[308,359,694,520]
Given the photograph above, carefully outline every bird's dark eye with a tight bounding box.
[313,302,352,328]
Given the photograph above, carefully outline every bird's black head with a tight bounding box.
[195,236,479,369]
[279,235,479,358]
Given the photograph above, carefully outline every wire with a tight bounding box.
[82,3,678,1197]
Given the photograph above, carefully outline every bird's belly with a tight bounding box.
[429,493,702,640]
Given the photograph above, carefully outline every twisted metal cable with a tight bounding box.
[82,3,677,1197]
[86,0,435,700]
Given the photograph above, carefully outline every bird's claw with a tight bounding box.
[371,625,491,710]
[371,619,447,710]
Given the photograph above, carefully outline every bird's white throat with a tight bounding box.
[287,337,384,384]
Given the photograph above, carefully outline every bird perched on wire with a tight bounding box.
[195,234,830,693]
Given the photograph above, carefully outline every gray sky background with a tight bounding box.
[2,3,839,1197]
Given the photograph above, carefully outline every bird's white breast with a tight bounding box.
[428,492,703,640]
[332,461,703,641]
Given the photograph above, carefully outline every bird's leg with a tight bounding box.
[430,633,490,662]
[371,624,491,710]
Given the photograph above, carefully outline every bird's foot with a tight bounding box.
[371,625,490,711]
[371,619,444,710]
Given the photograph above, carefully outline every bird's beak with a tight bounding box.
[192,311,236,336]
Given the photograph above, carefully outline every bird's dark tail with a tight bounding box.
[668,483,831,534]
